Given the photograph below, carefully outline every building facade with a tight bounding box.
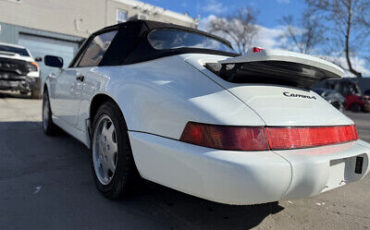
[0,0,197,80]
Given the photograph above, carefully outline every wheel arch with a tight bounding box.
[42,83,48,95]
[89,93,128,129]
[42,84,53,114]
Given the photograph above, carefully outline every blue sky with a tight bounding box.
[143,0,306,28]
[142,0,369,76]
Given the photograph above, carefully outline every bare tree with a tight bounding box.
[280,11,323,54]
[207,8,259,54]
[306,0,370,77]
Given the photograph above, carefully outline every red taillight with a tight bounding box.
[180,122,269,151]
[180,122,358,151]
[266,125,358,150]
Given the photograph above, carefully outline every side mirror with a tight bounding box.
[44,55,63,68]
[35,57,42,62]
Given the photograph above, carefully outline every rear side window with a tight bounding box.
[148,29,236,54]
[77,30,117,67]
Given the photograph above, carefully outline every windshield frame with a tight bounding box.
[0,45,30,57]
[147,28,238,56]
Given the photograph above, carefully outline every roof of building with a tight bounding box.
[114,0,196,24]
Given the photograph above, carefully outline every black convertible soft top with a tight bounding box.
[73,20,238,67]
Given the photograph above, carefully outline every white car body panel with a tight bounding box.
[64,56,265,146]
[129,131,369,205]
[184,54,353,126]
[50,68,81,126]
[129,131,292,205]
[276,139,370,199]
[45,51,370,205]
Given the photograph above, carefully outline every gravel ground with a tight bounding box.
[0,94,369,230]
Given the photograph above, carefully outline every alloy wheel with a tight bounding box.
[92,115,119,185]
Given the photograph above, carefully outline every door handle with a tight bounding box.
[48,73,57,79]
[76,75,85,82]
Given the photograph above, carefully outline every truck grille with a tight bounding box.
[0,57,29,76]
[0,71,26,81]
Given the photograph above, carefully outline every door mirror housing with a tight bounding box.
[35,57,42,62]
[44,55,63,68]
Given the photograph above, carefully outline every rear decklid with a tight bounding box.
[224,84,353,126]
[184,48,353,127]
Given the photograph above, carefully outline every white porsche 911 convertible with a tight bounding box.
[42,20,370,205]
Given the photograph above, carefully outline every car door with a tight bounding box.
[49,37,92,127]
[50,66,82,127]
[72,30,118,131]
[52,30,118,129]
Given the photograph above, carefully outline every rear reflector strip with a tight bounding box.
[180,122,358,151]
[266,125,358,150]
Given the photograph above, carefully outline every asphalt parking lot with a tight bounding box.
[0,94,369,230]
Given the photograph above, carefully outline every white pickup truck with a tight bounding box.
[0,42,41,98]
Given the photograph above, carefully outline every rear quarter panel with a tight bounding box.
[78,55,265,140]
[184,54,354,127]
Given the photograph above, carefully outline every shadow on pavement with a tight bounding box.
[0,91,32,99]
[0,121,284,230]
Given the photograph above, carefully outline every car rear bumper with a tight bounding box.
[128,131,370,205]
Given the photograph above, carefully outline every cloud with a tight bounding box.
[320,56,370,77]
[198,14,217,31]
[199,15,287,50]
[276,0,290,3]
[253,25,286,49]
[198,0,228,14]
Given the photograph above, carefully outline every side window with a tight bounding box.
[77,30,117,67]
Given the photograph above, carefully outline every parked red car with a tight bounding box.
[322,79,370,112]
[345,94,370,112]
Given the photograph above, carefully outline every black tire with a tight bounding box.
[31,79,41,99]
[42,91,59,135]
[349,103,361,112]
[91,101,140,199]
[31,88,41,99]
